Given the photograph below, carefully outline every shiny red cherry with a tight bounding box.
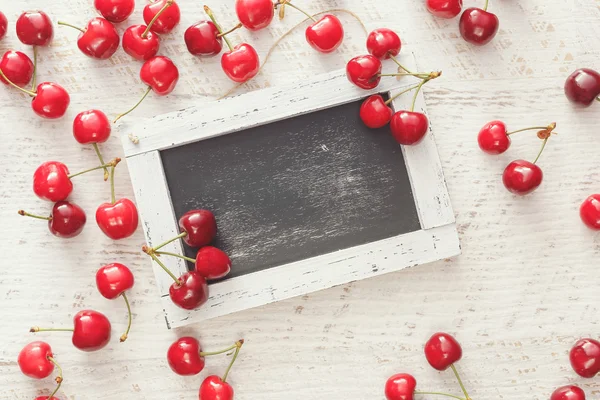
[580,194,600,230]
[48,201,86,238]
[18,341,54,379]
[33,161,72,202]
[31,82,70,119]
[346,55,382,89]
[195,247,231,280]
[360,95,393,129]
[385,373,416,400]
[167,336,205,376]
[426,0,463,18]
[96,263,134,299]
[199,375,234,400]
[122,25,160,61]
[235,0,274,31]
[179,209,217,247]
[221,43,260,83]
[390,111,429,145]
[0,51,34,86]
[570,338,600,378]
[170,271,209,310]
[72,310,112,351]
[141,55,179,95]
[143,0,180,35]
[502,160,543,195]
[424,332,462,371]
[366,28,401,59]
[305,14,344,53]
[94,0,135,23]
[564,68,600,107]
[73,109,111,144]
[550,385,586,400]
[60,18,119,59]
[184,21,222,56]
[459,8,499,45]
[477,120,510,154]
[96,198,139,240]
[0,12,7,40]
[16,11,53,46]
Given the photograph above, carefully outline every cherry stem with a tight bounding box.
[506,126,551,135]
[410,78,427,112]
[0,67,37,96]
[222,340,244,383]
[533,136,549,164]
[483,0,489,11]
[217,22,243,37]
[154,250,196,263]
[414,391,465,400]
[148,251,181,284]
[93,143,110,181]
[57,21,85,33]
[149,232,188,252]
[142,0,174,38]
[199,340,243,357]
[384,83,422,105]
[114,86,152,123]
[596,97,600,102]
[450,364,471,400]
[120,292,132,342]
[378,72,432,79]
[18,210,51,221]
[47,356,63,399]
[30,327,74,332]
[204,5,234,52]
[389,55,413,74]
[31,46,37,91]
[67,158,121,179]
[109,165,116,204]
[281,1,317,22]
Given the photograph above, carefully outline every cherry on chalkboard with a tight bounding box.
[195,246,231,280]
[179,209,218,247]
[360,95,393,129]
[58,18,120,60]
[143,0,180,35]
[169,271,209,310]
[0,12,7,40]
[16,11,53,47]
[235,0,275,31]
[18,202,87,238]
[95,0,135,23]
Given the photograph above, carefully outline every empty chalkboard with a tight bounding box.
[160,97,421,281]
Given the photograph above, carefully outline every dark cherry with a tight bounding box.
[366,28,401,59]
[94,0,136,23]
[167,336,205,376]
[221,43,260,83]
[570,338,600,378]
[390,111,429,145]
[73,109,111,144]
[477,120,510,154]
[346,55,382,89]
[143,0,180,35]
[550,385,586,400]
[122,25,160,61]
[16,11,54,46]
[19,201,86,238]
[71,310,112,351]
[195,246,231,280]
[580,194,600,230]
[360,95,393,129]
[426,0,463,19]
[564,68,600,107]
[184,21,222,56]
[459,7,499,45]
[0,51,34,86]
[235,0,275,31]
[170,271,209,310]
[385,373,416,400]
[305,15,344,54]
[502,160,543,195]
[424,332,462,371]
[0,12,7,40]
[18,341,55,379]
[199,375,234,400]
[96,198,139,240]
[33,161,72,202]
[179,209,217,247]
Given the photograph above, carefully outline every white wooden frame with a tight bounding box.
[121,55,460,329]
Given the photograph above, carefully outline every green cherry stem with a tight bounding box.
[595,97,600,102]
[114,86,152,123]
[414,391,465,400]
[109,165,116,204]
[148,232,188,252]
[281,1,317,22]
[67,158,121,179]
[378,72,432,79]
[146,250,181,284]
[389,54,413,74]
[200,340,244,357]
[57,21,85,33]
[154,250,196,263]
[533,137,549,164]
[120,292,132,342]
[30,327,74,332]
[93,143,109,181]
[18,210,51,220]
[450,364,471,400]
[483,0,489,11]
[31,46,37,91]
[410,78,428,112]
[384,83,421,105]
[142,0,174,38]
[204,5,234,51]
[222,340,244,383]
[47,356,63,399]
[0,67,37,96]
[217,22,243,38]
[506,126,552,135]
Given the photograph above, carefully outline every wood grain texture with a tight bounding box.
[1,0,599,399]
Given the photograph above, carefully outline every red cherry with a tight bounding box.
[18,341,54,379]
[346,55,382,90]
[49,201,87,238]
[580,194,600,230]
[72,310,112,351]
[550,385,586,400]
[59,18,120,59]
[221,43,260,83]
[0,12,7,40]
[33,161,73,202]
[385,373,416,400]
[184,21,222,57]
[424,332,463,371]
[477,120,510,154]
[564,68,600,107]
[31,82,70,119]
[141,55,179,95]
[167,336,205,376]
[94,0,135,23]
[360,95,393,129]
[96,198,139,240]
[169,271,209,310]
[235,0,275,31]
[16,11,53,46]
[570,338,600,378]
[305,15,344,54]
[366,28,401,59]
[73,109,111,144]
[143,0,181,35]
[390,111,429,145]
[96,263,134,299]
[199,375,234,400]
[0,51,34,86]
[502,160,543,195]
[426,0,463,19]
[35,397,60,400]
[179,209,217,247]
[123,25,160,61]
[195,246,231,280]
[459,8,499,45]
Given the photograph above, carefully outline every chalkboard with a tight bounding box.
[160,97,421,281]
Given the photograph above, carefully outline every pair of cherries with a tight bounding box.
[478,120,557,195]
[168,337,245,400]
[426,0,499,46]
[143,209,231,310]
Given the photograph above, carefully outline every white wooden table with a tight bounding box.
[1,0,599,399]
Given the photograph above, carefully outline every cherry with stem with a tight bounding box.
[143,0,175,38]
[96,163,139,240]
[156,245,231,280]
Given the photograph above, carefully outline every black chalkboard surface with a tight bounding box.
[160,97,421,281]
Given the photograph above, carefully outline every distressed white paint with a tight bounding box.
[2,0,600,399]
